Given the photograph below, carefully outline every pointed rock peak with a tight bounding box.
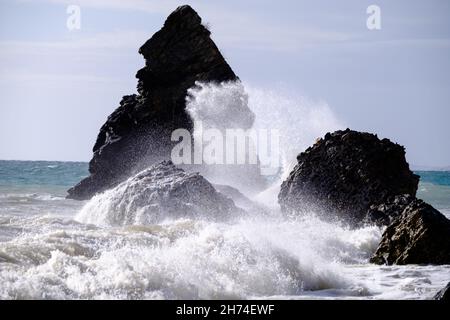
[67,4,240,200]
[164,5,202,30]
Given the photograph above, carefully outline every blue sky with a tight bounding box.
[0,0,449,167]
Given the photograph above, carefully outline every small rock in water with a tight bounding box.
[370,199,450,265]
[213,184,268,213]
[76,161,242,226]
[278,128,419,226]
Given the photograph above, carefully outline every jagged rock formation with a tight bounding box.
[68,5,238,200]
[278,129,419,226]
[76,161,241,226]
[370,199,450,265]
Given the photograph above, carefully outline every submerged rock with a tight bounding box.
[434,282,450,301]
[213,184,267,213]
[370,199,450,265]
[68,5,238,200]
[278,129,419,226]
[76,161,241,226]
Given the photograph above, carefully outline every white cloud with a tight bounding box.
[209,16,353,53]
[0,30,149,55]
[0,30,147,88]
[15,0,354,53]
[0,72,128,84]
[18,0,180,13]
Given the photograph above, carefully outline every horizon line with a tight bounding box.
[0,158,450,171]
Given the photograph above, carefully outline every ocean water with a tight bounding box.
[0,159,449,300]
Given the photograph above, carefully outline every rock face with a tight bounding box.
[68,5,238,200]
[434,282,450,301]
[365,194,415,227]
[370,199,450,265]
[278,129,419,226]
[76,161,241,226]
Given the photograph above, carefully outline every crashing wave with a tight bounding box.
[76,161,241,226]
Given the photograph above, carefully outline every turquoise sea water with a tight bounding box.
[417,171,450,187]
[0,160,87,193]
[415,171,450,212]
[0,161,448,211]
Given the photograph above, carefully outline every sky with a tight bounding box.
[0,0,449,167]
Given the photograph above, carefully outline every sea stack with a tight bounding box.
[278,129,419,226]
[67,5,238,200]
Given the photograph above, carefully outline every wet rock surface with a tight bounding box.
[370,199,450,265]
[364,194,415,227]
[77,161,241,225]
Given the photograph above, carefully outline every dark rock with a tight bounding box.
[370,199,450,265]
[278,129,419,226]
[77,161,241,225]
[434,282,450,301]
[68,5,238,200]
[365,194,415,227]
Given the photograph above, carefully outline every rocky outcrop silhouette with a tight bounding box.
[278,129,419,226]
[68,5,238,200]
